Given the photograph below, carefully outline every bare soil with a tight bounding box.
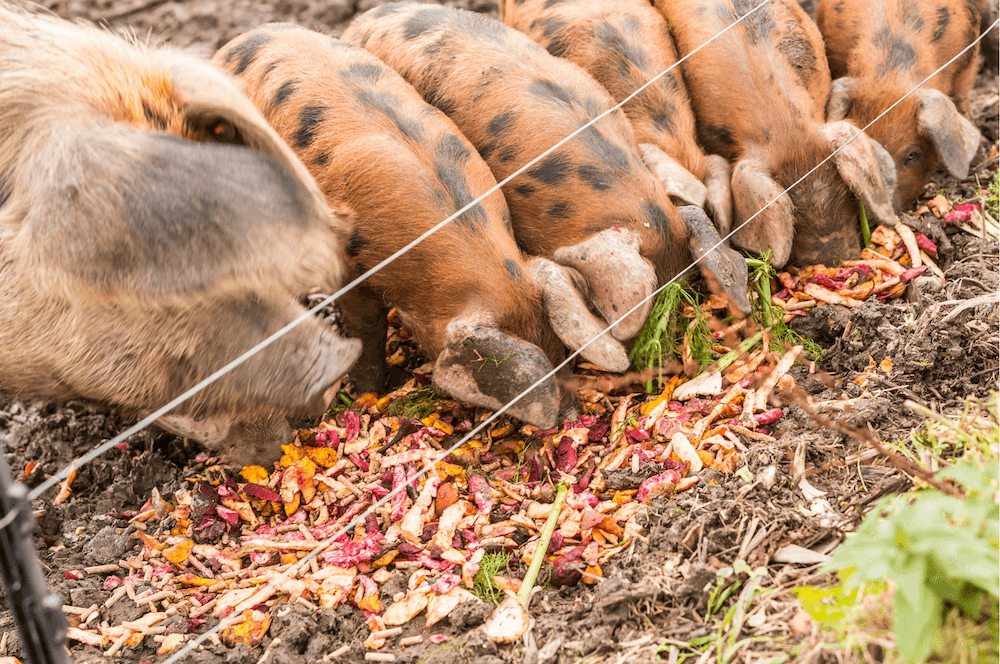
[1,2,998,663]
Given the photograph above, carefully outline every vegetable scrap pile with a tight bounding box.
[771,221,942,316]
[60,339,805,658]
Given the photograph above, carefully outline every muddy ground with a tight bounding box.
[2,1,999,663]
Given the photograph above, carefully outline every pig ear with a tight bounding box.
[869,137,898,201]
[703,154,733,234]
[639,143,708,209]
[729,159,795,268]
[823,121,897,226]
[433,313,561,429]
[826,77,858,121]
[678,206,751,314]
[916,88,982,179]
[552,228,658,341]
[527,258,631,372]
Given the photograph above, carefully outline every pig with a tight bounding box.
[341,3,751,340]
[0,4,362,464]
[654,0,899,268]
[214,25,632,429]
[499,0,734,234]
[817,0,983,210]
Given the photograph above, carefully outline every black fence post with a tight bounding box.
[0,448,70,664]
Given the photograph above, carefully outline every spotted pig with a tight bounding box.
[0,4,362,464]
[500,0,733,234]
[215,25,634,428]
[342,3,751,338]
[654,0,899,268]
[817,0,983,210]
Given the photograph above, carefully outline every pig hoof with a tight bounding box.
[552,228,657,341]
[433,314,560,429]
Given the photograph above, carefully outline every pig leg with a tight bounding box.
[336,287,391,396]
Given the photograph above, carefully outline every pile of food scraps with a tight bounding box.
[57,336,808,657]
[771,221,942,316]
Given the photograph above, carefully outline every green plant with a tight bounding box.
[983,169,999,220]
[680,561,769,664]
[325,390,354,416]
[859,200,872,247]
[807,398,999,663]
[629,280,716,391]
[745,253,822,361]
[384,385,442,419]
[472,550,513,606]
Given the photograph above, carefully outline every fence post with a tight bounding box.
[0,447,70,664]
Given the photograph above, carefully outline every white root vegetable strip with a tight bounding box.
[802,283,862,307]
[919,251,946,280]
[846,257,904,277]
[754,346,803,411]
[782,299,816,311]
[895,223,922,267]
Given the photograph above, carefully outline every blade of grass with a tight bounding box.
[517,483,568,607]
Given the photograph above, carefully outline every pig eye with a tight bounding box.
[904,147,923,165]
[197,118,242,145]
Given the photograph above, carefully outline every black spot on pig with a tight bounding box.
[495,145,519,164]
[726,0,774,45]
[874,28,916,75]
[504,259,523,280]
[271,79,297,109]
[532,17,570,57]
[651,108,675,133]
[547,201,572,219]
[578,126,631,173]
[833,1,845,13]
[0,179,8,209]
[578,163,616,191]
[528,78,579,107]
[259,60,281,83]
[595,21,649,79]
[707,125,735,150]
[514,182,537,198]
[341,61,383,84]
[932,7,950,42]
[778,32,818,88]
[347,229,368,257]
[901,3,925,30]
[295,104,327,149]
[435,136,486,227]
[434,96,457,118]
[355,88,422,141]
[544,0,566,7]
[315,152,329,167]
[527,153,573,184]
[488,111,517,136]
[226,33,273,76]
[643,201,671,238]
[403,7,448,40]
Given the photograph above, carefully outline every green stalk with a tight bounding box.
[517,483,568,607]
[858,200,871,246]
